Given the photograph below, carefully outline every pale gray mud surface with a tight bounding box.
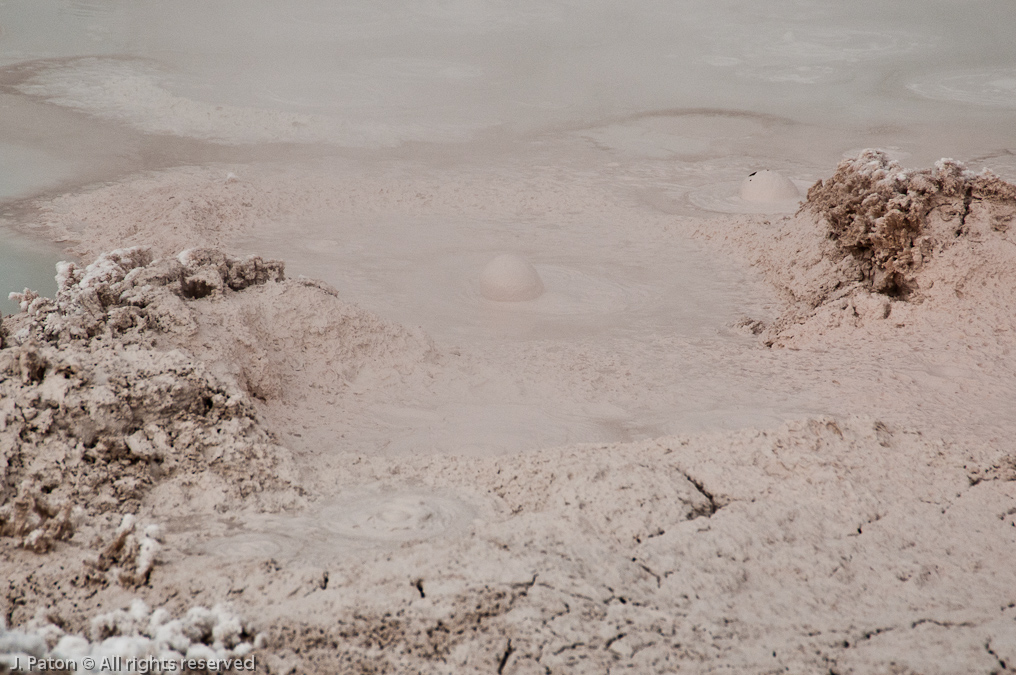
[2,155,1016,674]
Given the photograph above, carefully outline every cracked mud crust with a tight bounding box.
[117,418,1012,675]
[10,408,1014,674]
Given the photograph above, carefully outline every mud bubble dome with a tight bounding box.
[739,169,801,203]
[479,253,545,302]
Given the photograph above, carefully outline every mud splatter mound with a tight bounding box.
[805,149,1016,296]
[694,150,1016,353]
[0,244,440,557]
[6,247,285,345]
[0,248,301,553]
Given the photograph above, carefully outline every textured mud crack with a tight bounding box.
[985,640,1009,673]
[496,638,514,674]
[261,584,533,674]
[678,469,722,518]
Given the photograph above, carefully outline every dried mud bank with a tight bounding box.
[23,169,292,263]
[0,244,444,673]
[2,152,1016,674]
[1,248,301,534]
[0,249,302,672]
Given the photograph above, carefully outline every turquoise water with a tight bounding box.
[0,142,74,314]
[0,226,61,316]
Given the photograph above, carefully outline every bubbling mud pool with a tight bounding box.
[230,170,771,346]
[210,163,810,459]
[4,3,1016,671]
[479,254,544,303]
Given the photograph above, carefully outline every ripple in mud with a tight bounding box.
[200,532,306,560]
[196,492,477,561]
[908,69,1016,109]
[318,492,476,542]
[688,177,808,214]
[708,27,924,84]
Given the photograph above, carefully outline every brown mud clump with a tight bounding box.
[804,149,1016,297]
